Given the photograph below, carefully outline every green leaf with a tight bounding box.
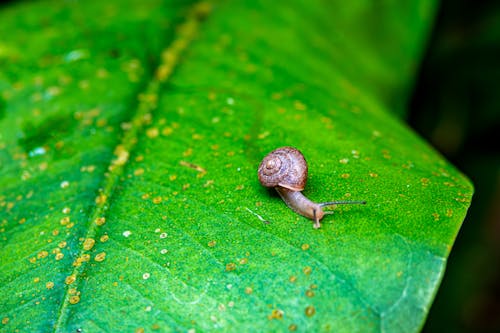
[0,0,473,332]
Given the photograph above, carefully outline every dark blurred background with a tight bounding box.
[409,0,500,332]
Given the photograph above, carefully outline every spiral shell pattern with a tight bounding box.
[258,147,308,191]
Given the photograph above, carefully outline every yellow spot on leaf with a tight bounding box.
[258,131,270,139]
[111,145,129,168]
[95,217,106,226]
[69,295,80,304]
[225,263,236,271]
[96,193,108,205]
[268,309,284,320]
[73,254,90,267]
[60,216,70,226]
[65,275,76,285]
[134,168,144,176]
[83,238,95,251]
[96,118,108,127]
[303,266,312,275]
[161,127,173,136]
[146,127,159,138]
[156,64,172,80]
[305,305,316,317]
[80,165,96,173]
[294,100,306,110]
[95,252,106,262]
[271,92,282,100]
[97,68,109,78]
[37,251,48,259]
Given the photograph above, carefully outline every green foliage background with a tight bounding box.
[0,0,474,332]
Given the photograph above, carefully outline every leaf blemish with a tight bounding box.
[225,263,236,271]
[305,289,315,298]
[83,238,95,250]
[95,217,106,226]
[69,295,80,305]
[268,309,284,320]
[94,252,106,262]
[180,160,206,174]
[245,207,270,224]
[146,127,159,139]
[305,305,316,317]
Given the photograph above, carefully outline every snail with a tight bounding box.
[258,147,366,229]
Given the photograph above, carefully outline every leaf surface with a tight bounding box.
[0,0,473,332]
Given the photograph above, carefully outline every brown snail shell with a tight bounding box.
[258,146,307,191]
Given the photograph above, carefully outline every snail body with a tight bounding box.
[258,147,365,229]
[274,187,326,224]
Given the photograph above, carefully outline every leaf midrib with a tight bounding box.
[52,3,211,331]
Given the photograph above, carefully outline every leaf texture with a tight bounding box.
[0,0,472,332]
